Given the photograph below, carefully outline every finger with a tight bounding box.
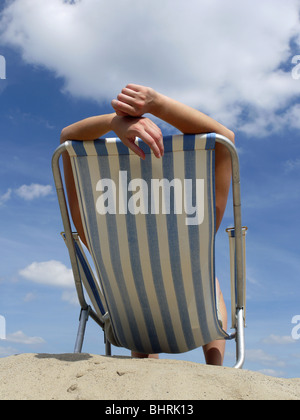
[139,130,162,158]
[111,100,128,116]
[111,99,135,116]
[143,120,164,156]
[124,138,145,160]
[145,129,164,157]
[126,83,143,92]
[121,87,138,98]
[117,91,145,116]
[117,92,137,106]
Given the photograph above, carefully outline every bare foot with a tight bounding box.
[131,352,159,359]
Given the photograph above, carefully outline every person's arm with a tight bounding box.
[111,84,235,232]
[59,112,163,247]
[60,113,115,143]
[60,114,116,247]
[60,112,163,159]
[111,84,235,143]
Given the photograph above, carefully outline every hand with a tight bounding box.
[111,115,164,159]
[111,84,157,117]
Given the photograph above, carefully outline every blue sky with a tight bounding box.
[0,0,300,379]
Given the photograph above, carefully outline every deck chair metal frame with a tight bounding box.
[52,133,247,369]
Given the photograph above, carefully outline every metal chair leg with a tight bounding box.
[74,307,90,353]
[105,338,112,356]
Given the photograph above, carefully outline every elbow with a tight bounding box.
[227,129,235,144]
[60,126,70,144]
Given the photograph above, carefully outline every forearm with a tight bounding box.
[59,110,163,247]
[112,84,235,143]
[151,92,235,143]
[148,91,235,232]
[60,113,116,143]
[59,112,115,247]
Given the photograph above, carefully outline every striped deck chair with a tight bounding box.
[52,133,247,368]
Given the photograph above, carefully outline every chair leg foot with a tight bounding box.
[233,308,245,369]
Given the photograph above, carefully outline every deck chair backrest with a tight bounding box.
[65,134,228,355]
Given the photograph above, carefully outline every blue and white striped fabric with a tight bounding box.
[69,233,107,317]
[66,134,229,354]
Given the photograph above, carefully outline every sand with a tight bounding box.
[0,353,299,400]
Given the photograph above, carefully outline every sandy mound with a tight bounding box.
[0,353,299,400]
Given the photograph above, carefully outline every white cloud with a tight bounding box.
[284,157,300,173]
[61,290,78,305]
[19,260,74,289]
[262,334,297,345]
[283,103,300,130]
[247,349,286,368]
[0,188,12,206]
[23,292,37,303]
[15,184,53,201]
[0,0,300,135]
[1,184,52,204]
[6,330,45,345]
